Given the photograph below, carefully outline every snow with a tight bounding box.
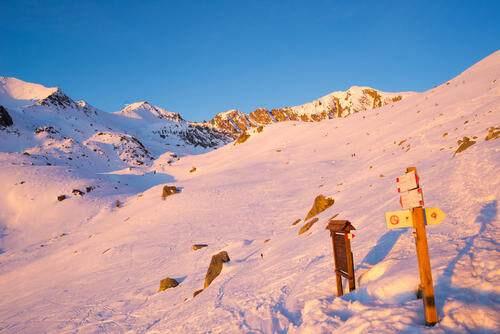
[289,86,414,117]
[0,76,58,109]
[118,101,182,122]
[0,51,499,333]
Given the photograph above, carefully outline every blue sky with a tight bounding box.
[1,0,499,121]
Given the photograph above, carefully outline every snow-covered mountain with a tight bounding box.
[117,101,184,122]
[0,51,499,333]
[0,77,231,169]
[210,87,412,136]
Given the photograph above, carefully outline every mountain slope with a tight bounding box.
[210,86,412,136]
[0,77,231,170]
[0,51,499,333]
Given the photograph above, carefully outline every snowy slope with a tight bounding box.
[0,52,499,334]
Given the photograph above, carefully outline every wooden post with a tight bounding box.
[331,232,344,296]
[336,271,343,296]
[346,238,356,292]
[407,167,438,326]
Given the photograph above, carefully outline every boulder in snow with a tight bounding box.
[158,277,179,292]
[304,195,334,221]
[204,251,230,288]
[298,218,319,235]
[72,189,84,196]
[454,136,476,156]
[192,244,208,251]
[162,185,179,200]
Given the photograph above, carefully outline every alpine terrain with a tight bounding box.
[0,51,499,333]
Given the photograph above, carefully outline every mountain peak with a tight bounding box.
[0,76,58,108]
[119,101,183,122]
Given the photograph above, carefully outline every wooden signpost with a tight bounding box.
[385,167,446,326]
[326,220,356,296]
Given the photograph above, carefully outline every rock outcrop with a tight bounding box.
[204,251,230,288]
[298,218,319,235]
[162,185,179,200]
[305,195,335,221]
[0,105,13,127]
[454,137,476,156]
[192,244,208,251]
[158,277,179,292]
[209,87,408,136]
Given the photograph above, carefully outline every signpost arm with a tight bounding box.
[407,167,438,326]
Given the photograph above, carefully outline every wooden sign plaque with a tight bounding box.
[326,220,356,296]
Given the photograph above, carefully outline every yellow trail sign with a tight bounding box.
[385,210,413,229]
[424,207,446,225]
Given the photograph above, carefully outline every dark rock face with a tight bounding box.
[72,189,84,196]
[204,251,230,288]
[36,89,77,109]
[178,124,231,148]
[0,106,13,127]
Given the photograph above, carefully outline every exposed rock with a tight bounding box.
[162,185,179,200]
[485,126,500,141]
[0,105,13,127]
[178,124,231,148]
[36,89,78,109]
[158,277,179,292]
[84,132,154,167]
[304,195,335,221]
[234,132,250,145]
[57,195,67,202]
[192,244,208,251]
[209,109,252,136]
[72,189,84,196]
[193,289,204,297]
[35,126,58,135]
[298,218,319,235]
[189,167,197,173]
[256,126,264,133]
[291,218,301,226]
[249,108,273,125]
[209,87,407,136]
[204,251,230,288]
[454,136,476,155]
